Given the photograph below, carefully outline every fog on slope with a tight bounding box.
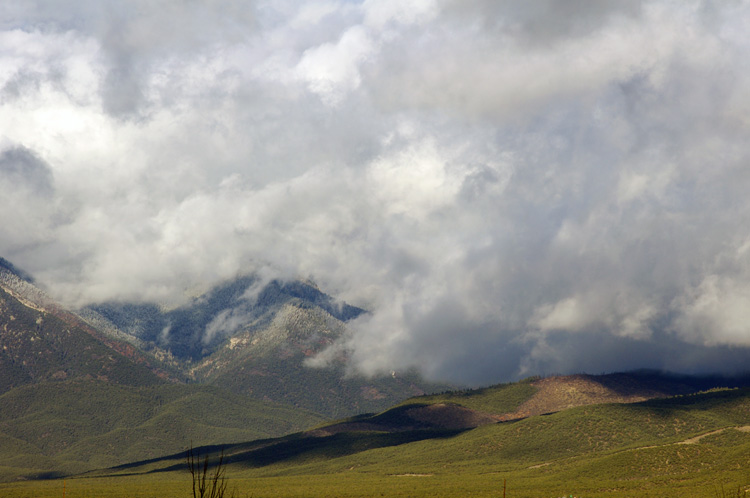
[2,0,750,385]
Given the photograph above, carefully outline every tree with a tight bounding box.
[186,445,235,498]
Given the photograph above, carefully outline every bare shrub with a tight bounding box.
[186,445,235,498]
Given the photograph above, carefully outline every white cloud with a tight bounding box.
[2,0,750,384]
[362,0,438,29]
[366,137,458,218]
[296,25,375,104]
[674,271,750,347]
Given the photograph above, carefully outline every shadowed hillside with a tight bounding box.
[82,383,750,498]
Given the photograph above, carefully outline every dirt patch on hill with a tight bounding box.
[678,425,750,445]
[309,373,724,436]
[499,374,680,421]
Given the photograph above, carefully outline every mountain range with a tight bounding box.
[2,255,750,494]
[0,256,446,480]
[0,257,447,417]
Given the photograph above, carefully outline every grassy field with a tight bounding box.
[0,380,325,482]
[391,376,539,414]
[1,456,748,498]
[3,387,749,497]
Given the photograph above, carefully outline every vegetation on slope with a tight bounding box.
[4,257,750,496]
[60,386,750,498]
[200,302,443,418]
[0,380,325,481]
[0,287,162,394]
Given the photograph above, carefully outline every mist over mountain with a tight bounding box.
[82,275,445,417]
[4,256,750,487]
[0,257,447,419]
[2,1,750,385]
[84,276,364,361]
[0,265,165,394]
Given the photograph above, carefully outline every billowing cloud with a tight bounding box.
[2,0,750,385]
[0,145,54,195]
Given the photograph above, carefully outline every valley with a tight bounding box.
[2,378,750,497]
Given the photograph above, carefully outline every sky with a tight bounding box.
[2,0,750,385]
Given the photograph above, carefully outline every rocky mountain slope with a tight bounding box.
[79,275,448,417]
[1,257,449,418]
[0,280,163,394]
[0,258,178,386]
[0,259,327,481]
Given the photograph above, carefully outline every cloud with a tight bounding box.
[0,145,54,195]
[441,0,643,46]
[2,0,750,385]
[295,25,375,105]
[0,144,61,257]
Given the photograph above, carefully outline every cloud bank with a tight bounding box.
[2,0,750,384]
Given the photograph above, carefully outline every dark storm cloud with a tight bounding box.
[442,0,643,44]
[0,146,54,195]
[2,0,750,385]
[0,144,62,264]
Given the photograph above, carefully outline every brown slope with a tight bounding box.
[499,373,709,421]
[402,403,502,429]
[309,403,503,436]
[0,286,164,393]
[0,264,179,383]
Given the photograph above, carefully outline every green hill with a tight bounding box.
[0,380,324,481]
[0,258,448,486]
[3,257,749,496]
[61,376,750,498]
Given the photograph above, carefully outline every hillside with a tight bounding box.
[0,260,328,482]
[4,255,749,496]
[0,380,324,481]
[0,286,163,394]
[77,381,750,498]
[0,260,179,385]
[1,256,448,417]
[306,371,736,434]
[196,301,441,417]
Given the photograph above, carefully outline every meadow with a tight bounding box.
[2,387,749,497]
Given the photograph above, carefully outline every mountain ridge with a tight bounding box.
[6,256,750,494]
[73,271,449,417]
[0,257,450,418]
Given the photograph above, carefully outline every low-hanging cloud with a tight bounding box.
[2,0,750,385]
